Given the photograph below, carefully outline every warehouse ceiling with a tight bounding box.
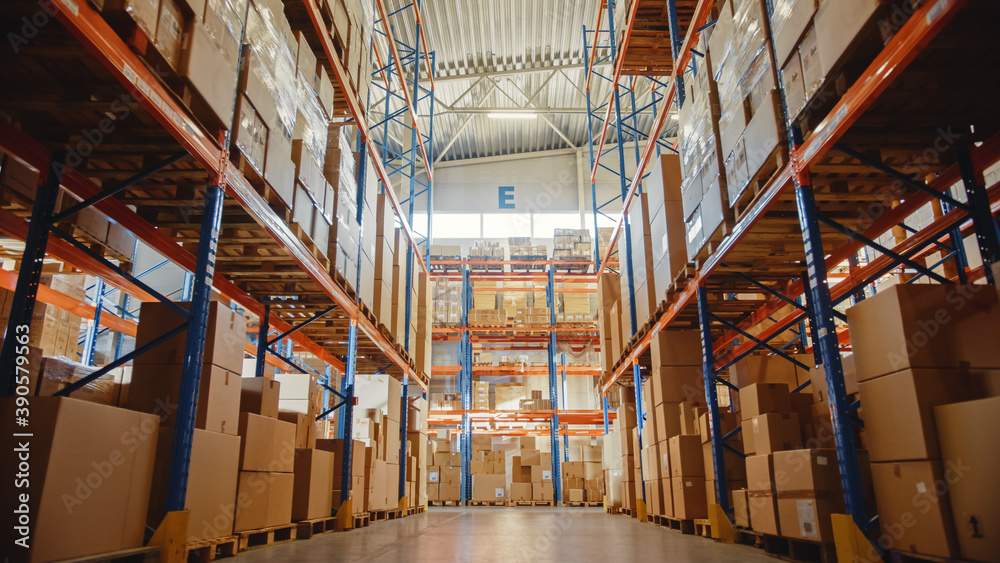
[370,0,669,163]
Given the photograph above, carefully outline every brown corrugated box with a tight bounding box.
[750,413,802,455]
[146,427,240,543]
[746,454,780,536]
[240,378,281,418]
[127,364,241,435]
[237,412,296,472]
[671,477,708,519]
[871,460,959,559]
[292,449,335,520]
[935,396,1000,561]
[740,383,791,420]
[846,284,1000,381]
[133,301,247,374]
[858,367,1000,462]
[234,471,294,531]
[0,398,159,562]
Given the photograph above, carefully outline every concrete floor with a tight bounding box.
[234,507,777,562]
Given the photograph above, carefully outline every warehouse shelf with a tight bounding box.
[431,260,602,502]
[590,0,1000,535]
[0,0,437,533]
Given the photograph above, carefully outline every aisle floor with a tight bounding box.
[233,507,777,562]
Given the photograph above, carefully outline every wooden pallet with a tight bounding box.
[236,523,297,552]
[887,551,978,563]
[185,536,237,563]
[606,505,623,515]
[564,501,600,507]
[56,546,160,563]
[731,146,789,223]
[694,518,712,537]
[295,516,338,540]
[370,508,402,522]
[648,515,696,534]
[734,526,763,547]
[468,500,507,506]
[287,222,331,271]
[428,500,461,507]
[760,533,836,563]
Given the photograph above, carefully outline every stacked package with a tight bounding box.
[845,285,1000,560]
[644,154,689,304]
[637,331,707,519]
[677,25,727,261]
[432,278,463,325]
[0,274,86,361]
[552,228,593,260]
[711,0,783,209]
[561,446,604,503]
[511,437,555,502]
[427,439,462,502]
[125,301,253,540]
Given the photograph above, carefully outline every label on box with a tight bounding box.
[686,481,693,487]
[816,456,828,466]
[494,488,504,498]
[916,482,927,494]
[796,500,818,539]
[429,472,439,483]
[542,470,551,481]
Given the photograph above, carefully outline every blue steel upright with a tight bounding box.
[339,317,359,505]
[165,180,225,512]
[81,278,106,366]
[696,286,731,515]
[546,265,562,503]
[0,151,65,394]
[460,266,472,503]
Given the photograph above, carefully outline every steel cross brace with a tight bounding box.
[711,312,812,373]
[814,212,953,285]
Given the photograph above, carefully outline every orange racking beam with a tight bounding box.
[601,0,972,392]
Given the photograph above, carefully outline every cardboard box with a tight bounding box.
[234,471,294,531]
[649,330,703,367]
[278,412,317,450]
[439,482,461,501]
[0,398,159,562]
[240,378,281,418]
[237,412,296,472]
[0,153,39,199]
[934,396,1000,561]
[134,301,246,374]
[533,482,554,501]
[699,411,740,444]
[668,435,704,477]
[809,353,859,404]
[648,366,705,407]
[741,383,792,421]
[846,284,1000,381]
[859,367,1000,462]
[179,20,239,126]
[510,482,532,501]
[127,364,240,435]
[531,466,553,483]
[871,460,959,559]
[733,489,750,528]
[773,449,843,542]
[730,354,810,389]
[99,0,159,38]
[521,449,541,466]
[770,0,819,65]
[671,477,708,519]
[746,454,780,536]
[473,474,506,501]
[147,427,240,542]
[813,0,879,77]
[750,413,802,455]
[154,0,185,70]
[317,438,365,479]
[292,449,339,520]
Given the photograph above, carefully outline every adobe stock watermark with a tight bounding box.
[515,505,588,559]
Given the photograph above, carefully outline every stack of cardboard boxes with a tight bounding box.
[677,25,728,261]
[471,440,508,503]
[508,238,547,262]
[0,275,86,361]
[495,382,527,410]
[561,447,604,503]
[644,155,689,304]
[512,307,550,329]
[512,437,554,503]
[124,301,249,540]
[427,439,462,503]
[596,273,622,373]
[611,387,639,511]
[404,396,430,508]
[620,192,657,325]
[473,381,490,409]
[552,228,593,260]
[596,227,619,270]
[413,273,433,377]
[710,0,783,209]
[469,241,504,261]
[432,278,463,326]
[847,284,1000,560]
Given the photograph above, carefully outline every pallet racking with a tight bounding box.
[428,258,609,503]
[0,0,435,529]
[588,0,1000,543]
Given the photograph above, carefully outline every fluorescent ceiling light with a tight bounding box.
[487,112,538,119]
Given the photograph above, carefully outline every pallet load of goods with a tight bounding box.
[2,294,430,560]
[426,434,462,505]
[432,278,463,326]
[561,446,605,506]
[552,228,594,268]
[508,237,548,270]
[469,241,504,272]
[509,437,555,505]
[555,280,596,328]
[615,154,689,332]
